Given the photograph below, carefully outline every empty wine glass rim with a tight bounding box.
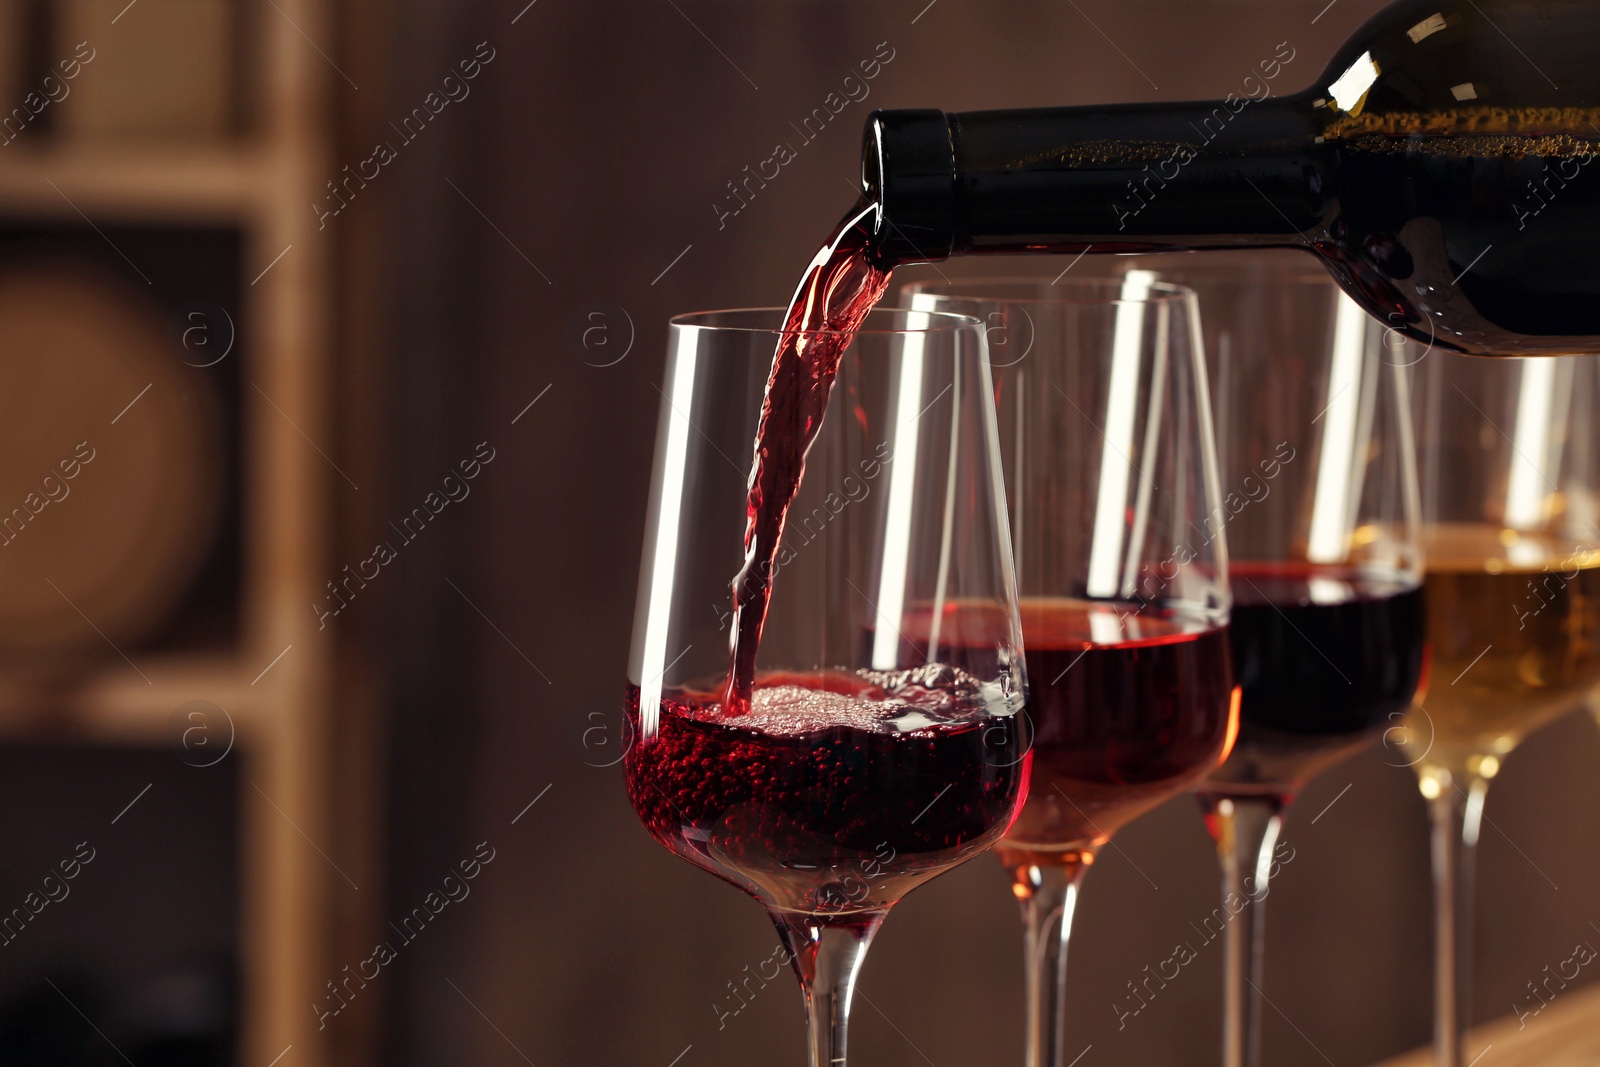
[900,276,1198,306]
[669,306,984,335]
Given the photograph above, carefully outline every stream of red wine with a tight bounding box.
[723,201,891,712]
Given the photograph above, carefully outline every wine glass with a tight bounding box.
[1131,253,1427,1067]
[1398,352,1600,1067]
[901,276,1237,1067]
[624,307,1030,1067]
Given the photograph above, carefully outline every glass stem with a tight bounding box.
[1012,854,1090,1067]
[1208,795,1284,1067]
[1428,773,1488,1067]
[775,910,885,1067]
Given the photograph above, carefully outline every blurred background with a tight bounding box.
[0,0,1597,1064]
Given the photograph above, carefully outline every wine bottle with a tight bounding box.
[861,0,1600,356]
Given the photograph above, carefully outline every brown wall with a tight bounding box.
[353,2,1600,1064]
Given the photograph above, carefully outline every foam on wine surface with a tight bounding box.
[704,665,991,737]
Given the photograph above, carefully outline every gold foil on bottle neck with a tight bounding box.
[1324,106,1600,157]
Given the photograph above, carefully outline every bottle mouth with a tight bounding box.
[860,109,956,265]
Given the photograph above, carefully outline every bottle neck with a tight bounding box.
[865,97,1332,263]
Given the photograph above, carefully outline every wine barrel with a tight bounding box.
[0,263,224,664]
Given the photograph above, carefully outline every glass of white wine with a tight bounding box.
[1398,352,1600,1067]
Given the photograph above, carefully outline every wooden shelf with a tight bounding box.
[0,653,281,745]
[0,143,267,222]
[0,0,354,1060]
[1374,980,1600,1065]
[67,652,262,741]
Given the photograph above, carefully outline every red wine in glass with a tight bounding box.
[1203,561,1428,801]
[627,200,1016,1067]
[996,600,1237,873]
[626,666,1029,916]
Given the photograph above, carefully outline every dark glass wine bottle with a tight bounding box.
[861,0,1600,356]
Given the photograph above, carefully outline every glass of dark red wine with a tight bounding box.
[624,307,1030,1067]
[901,275,1238,1067]
[1132,253,1427,1067]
